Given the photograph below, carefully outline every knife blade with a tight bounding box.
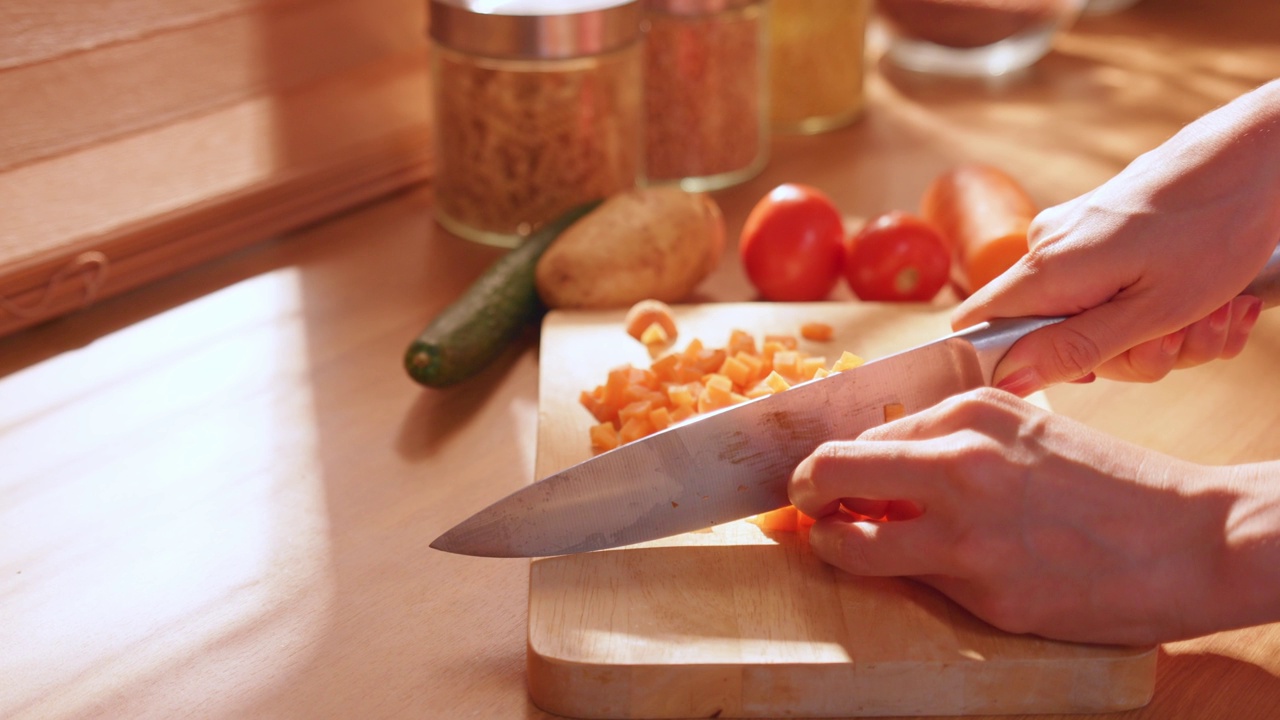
[430,316,1059,558]
[434,244,1280,558]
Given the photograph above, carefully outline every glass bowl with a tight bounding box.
[876,0,1086,77]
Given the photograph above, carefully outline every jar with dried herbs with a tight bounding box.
[428,0,643,247]
[769,0,871,134]
[641,0,768,191]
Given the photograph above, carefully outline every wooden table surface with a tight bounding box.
[3,1,1279,718]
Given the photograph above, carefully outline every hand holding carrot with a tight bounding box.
[789,388,1280,645]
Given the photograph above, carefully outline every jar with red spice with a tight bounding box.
[641,0,769,191]
[428,0,644,247]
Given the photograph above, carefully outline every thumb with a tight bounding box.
[991,299,1156,396]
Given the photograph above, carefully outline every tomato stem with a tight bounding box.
[894,267,920,294]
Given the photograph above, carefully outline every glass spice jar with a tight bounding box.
[641,0,769,191]
[769,0,871,135]
[427,0,644,248]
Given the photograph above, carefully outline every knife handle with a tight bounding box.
[958,242,1280,385]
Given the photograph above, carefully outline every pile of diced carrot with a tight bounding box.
[580,325,863,453]
[578,306,873,535]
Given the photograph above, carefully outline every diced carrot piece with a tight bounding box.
[727,329,758,357]
[800,322,834,342]
[681,338,705,361]
[764,334,799,350]
[589,422,620,451]
[641,322,671,356]
[718,355,753,389]
[674,361,706,383]
[619,400,654,426]
[583,395,617,424]
[698,380,740,413]
[625,299,678,343]
[812,367,830,380]
[669,404,696,424]
[650,353,681,382]
[649,406,672,431]
[883,402,906,422]
[604,365,654,408]
[703,373,734,394]
[692,348,728,374]
[619,416,656,444]
[734,351,765,383]
[623,386,668,408]
[832,351,865,372]
[772,350,800,378]
[744,384,773,399]
[667,382,699,409]
[761,340,789,367]
[764,371,791,394]
[800,356,827,380]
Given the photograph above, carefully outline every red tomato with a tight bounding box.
[739,184,845,302]
[844,212,951,302]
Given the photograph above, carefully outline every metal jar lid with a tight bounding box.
[429,0,642,60]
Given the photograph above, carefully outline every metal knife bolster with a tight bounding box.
[955,316,1064,384]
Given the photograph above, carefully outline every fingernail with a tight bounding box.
[995,367,1044,397]
[1161,329,1186,356]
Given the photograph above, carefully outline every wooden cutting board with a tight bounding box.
[528,302,1156,718]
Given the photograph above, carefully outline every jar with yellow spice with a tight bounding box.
[428,0,644,247]
[769,0,871,134]
[641,0,769,191]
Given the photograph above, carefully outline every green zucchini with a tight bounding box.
[404,201,601,388]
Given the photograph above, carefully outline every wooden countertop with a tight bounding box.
[3,1,1278,718]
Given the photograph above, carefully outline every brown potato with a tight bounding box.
[535,188,725,309]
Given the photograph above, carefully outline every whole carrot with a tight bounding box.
[921,164,1037,295]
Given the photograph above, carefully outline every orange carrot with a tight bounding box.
[921,164,1037,295]
[800,322,834,342]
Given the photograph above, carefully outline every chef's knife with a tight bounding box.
[433,246,1280,558]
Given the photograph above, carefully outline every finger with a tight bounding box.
[1094,330,1184,383]
[1221,296,1264,359]
[990,295,1177,396]
[841,498,923,522]
[789,440,945,518]
[841,498,890,519]
[950,244,1122,333]
[808,515,943,577]
[859,387,1036,444]
[1174,302,1231,368]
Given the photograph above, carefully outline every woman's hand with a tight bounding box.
[953,80,1280,396]
[788,388,1247,646]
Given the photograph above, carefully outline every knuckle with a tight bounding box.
[1046,326,1103,381]
[1025,213,1064,253]
[954,387,1021,421]
[802,442,852,491]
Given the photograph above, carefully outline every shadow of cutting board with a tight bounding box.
[528,302,1156,718]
